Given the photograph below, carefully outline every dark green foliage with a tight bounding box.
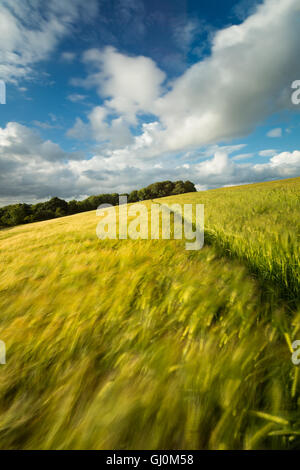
[0,180,196,228]
[128,190,139,203]
[138,180,196,200]
[0,203,31,226]
[68,200,80,215]
[44,197,69,215]
[183,181,197,193]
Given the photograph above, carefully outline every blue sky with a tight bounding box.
[0,0,300,205]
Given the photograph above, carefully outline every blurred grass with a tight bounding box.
[159,177,300,304]
[0,178,300,449]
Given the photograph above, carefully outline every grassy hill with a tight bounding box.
[0,177,300,449]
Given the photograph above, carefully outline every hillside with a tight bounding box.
[0,177,299,449]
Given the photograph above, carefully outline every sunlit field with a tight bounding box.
[0,177,300,449]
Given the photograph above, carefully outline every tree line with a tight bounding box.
[0,180,196,228]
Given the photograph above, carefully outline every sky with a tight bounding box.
[0,0,300,205]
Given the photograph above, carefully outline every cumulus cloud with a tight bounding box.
[69,0,300,159]
[68,46,167,149]
[2,0,300,204]
[267,150,300,167]
[0,123,83,203]
[2,120,300,205]
[67,106,134,148]
[151,0,300,152]
[72,46,166,123]
[0,122,82,162]
[89,106,134,147]
[0,0,98,83]
[68,148,300,200]
[190,150,300,188]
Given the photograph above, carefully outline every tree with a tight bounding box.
[128,190,139,203]
[68,200,79,215]
[44,197,68,215]
[183,181,196,193]
[0,180,197,228]
[0,204,31,226]
[171,181,186,195]
[31,204,55,222]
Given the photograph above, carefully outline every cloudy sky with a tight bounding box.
[0,0,300,205]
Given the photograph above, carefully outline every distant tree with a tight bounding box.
[0,180,197,229]
[31,203,55,222]
[109,193,119,206]
[68,200,79,215]
[55,207,66,218]
[183,181,196,193]
[140,181,177,199]
[171,181,186,195]
[138,186,154,200]
[44,197,68,215]
[83,196,98,211]
[0,204,31,226]
[128,190,139,203]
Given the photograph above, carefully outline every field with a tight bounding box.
[0,177,300,449]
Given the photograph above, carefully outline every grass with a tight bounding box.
[159,177,300,304]
[0,177,300,449]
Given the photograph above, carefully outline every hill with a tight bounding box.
[0,177,299,449]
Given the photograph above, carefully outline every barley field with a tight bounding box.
[0,177,300,449]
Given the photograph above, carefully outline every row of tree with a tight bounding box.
[0,180,196,228]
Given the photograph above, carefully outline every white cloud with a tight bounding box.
[68,148,300,199]
[267,150,300,167]
[151,0,300,152]
[67,93,87,103]
[68,46,167,148]
[267,128,282,138]
[172,18,200,52]
[1,121,300,205]
[73,46,166,123]
[3,0,300,204]
[89,106,134,147]
[0,0,98,83]
[66,118,91,141]
[0,122,83,161]
[0,122,88,203]
[231,152,254,161]
[61,51,76,62]
[69,0,300,161]
[32,120,60,130]
[259,149,277,157]
[67,105,134,148]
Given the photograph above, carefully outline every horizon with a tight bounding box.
[1,0,300,206]
[1,174,300,209]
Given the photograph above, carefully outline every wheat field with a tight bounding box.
[0,177,300,449]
